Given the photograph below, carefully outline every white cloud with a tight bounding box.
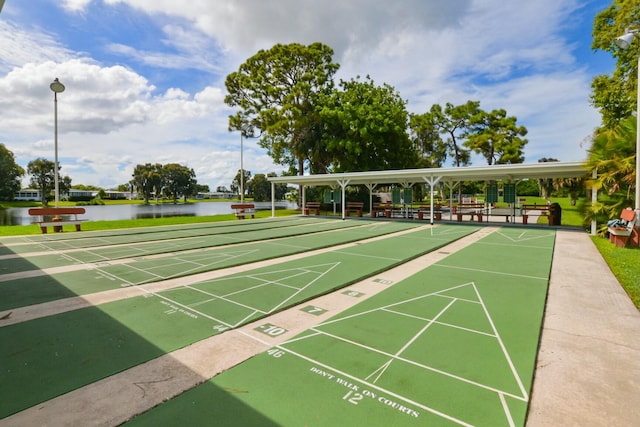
[0,0,612,190]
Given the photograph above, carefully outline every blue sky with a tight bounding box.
[0,0,616,189]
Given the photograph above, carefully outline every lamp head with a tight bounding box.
[615,27,639,49]
[50,78,65,93]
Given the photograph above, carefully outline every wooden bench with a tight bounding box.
[345,202,364,217]
[521,204,550,225]
[608,208,637,248]
[28,207,87,233]
[453,203,485,222]
[416,205,442,221]
[484,208,513,223]
[230,203,255,219]
[371,202,392,218]
[303,202,321,215]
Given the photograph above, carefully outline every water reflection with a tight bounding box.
[0,201,296,226]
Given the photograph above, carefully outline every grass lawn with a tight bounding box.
[0,208,299,236]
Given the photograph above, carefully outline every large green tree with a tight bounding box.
[317,76,418,172]
[27,158,71,206]
[231,169,252,199]
[465,108,528,165]
[132,163,163,204]
[409,113,448,168]
[225,43,339,176]
[410,101,479,168]
[591,0,639,128]
[162,163,196,203]
[0,144,24,200]
[247,173,270,202]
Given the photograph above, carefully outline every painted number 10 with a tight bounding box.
[255,323,288,337]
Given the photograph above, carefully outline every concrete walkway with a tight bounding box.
[527,230,640,426]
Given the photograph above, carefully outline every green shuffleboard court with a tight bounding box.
[0,223,477,418]
[0,219,420,311]
[125,228,555,426]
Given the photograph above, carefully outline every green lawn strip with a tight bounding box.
[0,225,477,418]
[0,218,378,274]
[0,221,421,311]
[126,227,552,426]
[0,217,320,254]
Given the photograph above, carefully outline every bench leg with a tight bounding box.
[40,226,47,234]
[75,224,82,231]
[303,208,309,215]
[522,215,528,225]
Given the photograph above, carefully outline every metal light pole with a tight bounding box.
[240,130,244,204]
[615,29,640,216]
[50,78,65,208]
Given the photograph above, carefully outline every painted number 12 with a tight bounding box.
[343,390,363,405]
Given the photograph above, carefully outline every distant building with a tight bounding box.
[196,191,235,199]
[14,189,41,201]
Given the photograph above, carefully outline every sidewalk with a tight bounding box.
[527,230,640,426]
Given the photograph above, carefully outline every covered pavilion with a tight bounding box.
[267,161,596,233]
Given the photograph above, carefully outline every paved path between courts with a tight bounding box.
[1,228,638,426]
[526,230,640,426]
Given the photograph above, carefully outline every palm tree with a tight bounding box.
[587,116,636,228]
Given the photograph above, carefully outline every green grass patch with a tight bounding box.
[591,236,640,310]
[0,209,300,236]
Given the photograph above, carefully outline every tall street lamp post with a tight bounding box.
[240,129,244,204]
[615,28,640,216]
[50,78,65,208]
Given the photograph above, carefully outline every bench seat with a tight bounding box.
[230,203,255,219]
[608,208,637,247]
[345,202,364,217]
[303,202,321,215]
[371,203,392,218]
[28,207,88,233]
[454,204,485,222]
[521,204,550,225]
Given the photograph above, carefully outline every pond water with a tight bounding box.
[0,201,297,226]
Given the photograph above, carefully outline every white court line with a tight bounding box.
[315,282,475,328]
[269,262,341,313]
[332,250,402,262]
[277,345,475,426]
[495,230,555,243]
[499,393,516,427]
[433,264,549,281]
[473,285,529,401]
[292,327,527,401]
[475,241,552,250]
[364,298,457,384]
[381,307,496,338]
